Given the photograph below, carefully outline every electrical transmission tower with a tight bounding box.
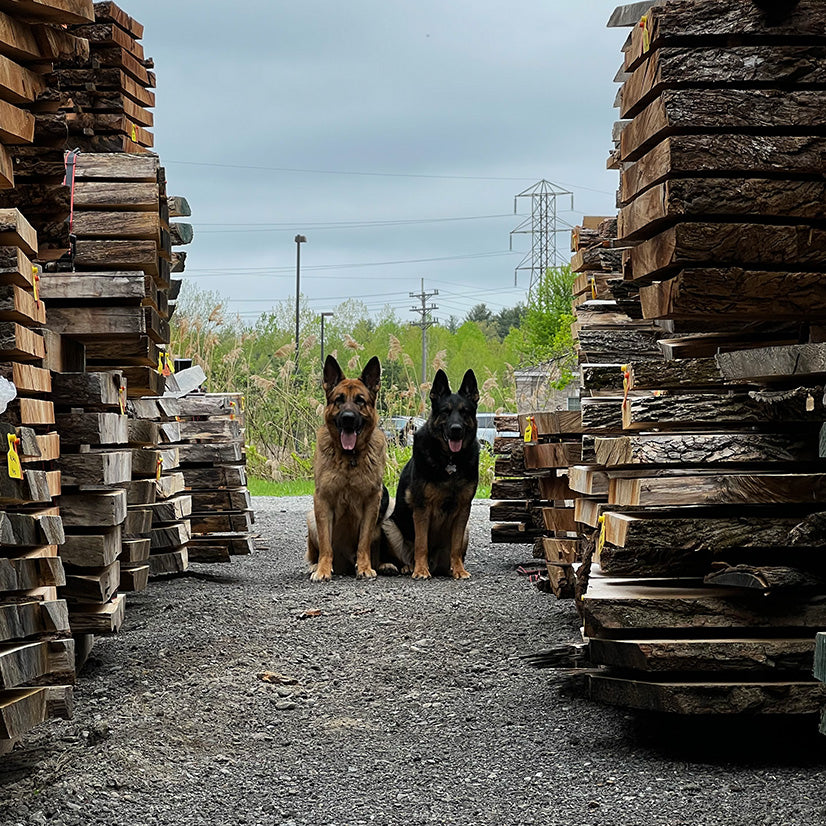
[409,278,439,391]
[509,179,574,294]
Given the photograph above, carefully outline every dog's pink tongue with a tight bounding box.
[341,431,358,451]
[449,439,463,453]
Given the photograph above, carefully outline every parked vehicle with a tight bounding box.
[476,412,518,447]
[379,416,426,446]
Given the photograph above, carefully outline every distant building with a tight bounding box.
[514,361,579,414]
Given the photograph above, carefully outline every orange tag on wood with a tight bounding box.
[7,434,22,480]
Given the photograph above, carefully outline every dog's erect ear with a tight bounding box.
[430,369,451,406]
[323,355,345,397]
[458,369,479,405]
[359,356,381,398]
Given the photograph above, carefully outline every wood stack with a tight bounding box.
[575,0,826,715]
[127,396,190,576]
[52,370,127,649]
[45,1,154,156]
[0,0,97,750]
[151,392,253,564]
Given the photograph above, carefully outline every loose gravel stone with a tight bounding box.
[0,497,824,825]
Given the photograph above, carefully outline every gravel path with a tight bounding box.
[1,496,825,826]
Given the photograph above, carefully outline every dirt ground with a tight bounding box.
[1,496,825,826]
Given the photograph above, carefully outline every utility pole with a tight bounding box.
[409,278,439,395]
[294,234,306,373]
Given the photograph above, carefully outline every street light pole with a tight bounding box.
[320,311,334,366]
[294,234,306,372]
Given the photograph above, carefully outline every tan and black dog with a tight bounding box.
[383,369,479,579]
[306,354,388,581]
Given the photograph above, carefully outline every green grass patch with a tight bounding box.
[248,477,314,497]
[249,475,489,498]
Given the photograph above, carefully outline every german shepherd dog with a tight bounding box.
[384,369,479,579]
[306,355,388,581]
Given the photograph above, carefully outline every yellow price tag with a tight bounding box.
[118,384,126,415]
[641,14,651,52]
[523,419,533,443]
[7,434,22,480]
[32,266,40,305]
[596,515,606,558]
[130,123,138,142]
[156,456,163,482]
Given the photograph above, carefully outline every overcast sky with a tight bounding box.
[136,1,627,327]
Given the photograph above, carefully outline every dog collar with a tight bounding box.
[446,462,456,474]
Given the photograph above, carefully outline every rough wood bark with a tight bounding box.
[623,386,824,430]
[621,134,826,205]
[588,674,826,715]
[716,343,826,382]
[621,46,826,119]
[595,432,817,467]
[621,89,826,162]
[610,471,826,507]
[620,178,826,242]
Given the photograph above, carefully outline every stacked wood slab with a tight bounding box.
[0,0,96,751]
[52,370,127,645]
[135,393,253,564]
[0,205,76,752]
[577,0,826,715]
[490,412,589,598]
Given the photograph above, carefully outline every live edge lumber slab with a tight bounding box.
[609,472,826,507]
[588,637,815,674]
[50,372,123,407]
[640,270,826,321]
[622,386,824,430]
[588,674,826,715]
[621,134,826,206]
[0,599,69,643]
[628,222,826,283]
[67,593,125,634]
[624,0,826,73]
[716,344,826,383]
[620,88,826,163]
[619,45,826,120]
[620,179,826,243]
[581,574,826,638]
[0,639,74,689]
[815,633,826,682]
[595,432,818,467]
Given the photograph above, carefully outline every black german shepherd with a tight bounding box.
[384,369,479,579]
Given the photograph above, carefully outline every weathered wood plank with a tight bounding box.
[589,675,826,715]
[621,89,826,163]
[716,343,826,383]
[622,387,824,430]
[596,432,818,467]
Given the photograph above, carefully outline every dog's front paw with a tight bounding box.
[310,568,332,582]
[452,565,471,580]
[411,567,432,580]
[378,563,399,576]
[356,567,377,580]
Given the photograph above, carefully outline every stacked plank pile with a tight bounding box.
[41,152,173,394]
[146,392,253,564]
[44,1,154,157]
[0,0,97,750]
[128,397,190,576]
[0,207,76,751]
[577,0,826,715]
[489,410,591,597]
[52,370,127,654]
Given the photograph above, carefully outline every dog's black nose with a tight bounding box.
[339,411,358,431]
[449,424,464,440]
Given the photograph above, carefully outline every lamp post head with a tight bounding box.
[295,234,307,244]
